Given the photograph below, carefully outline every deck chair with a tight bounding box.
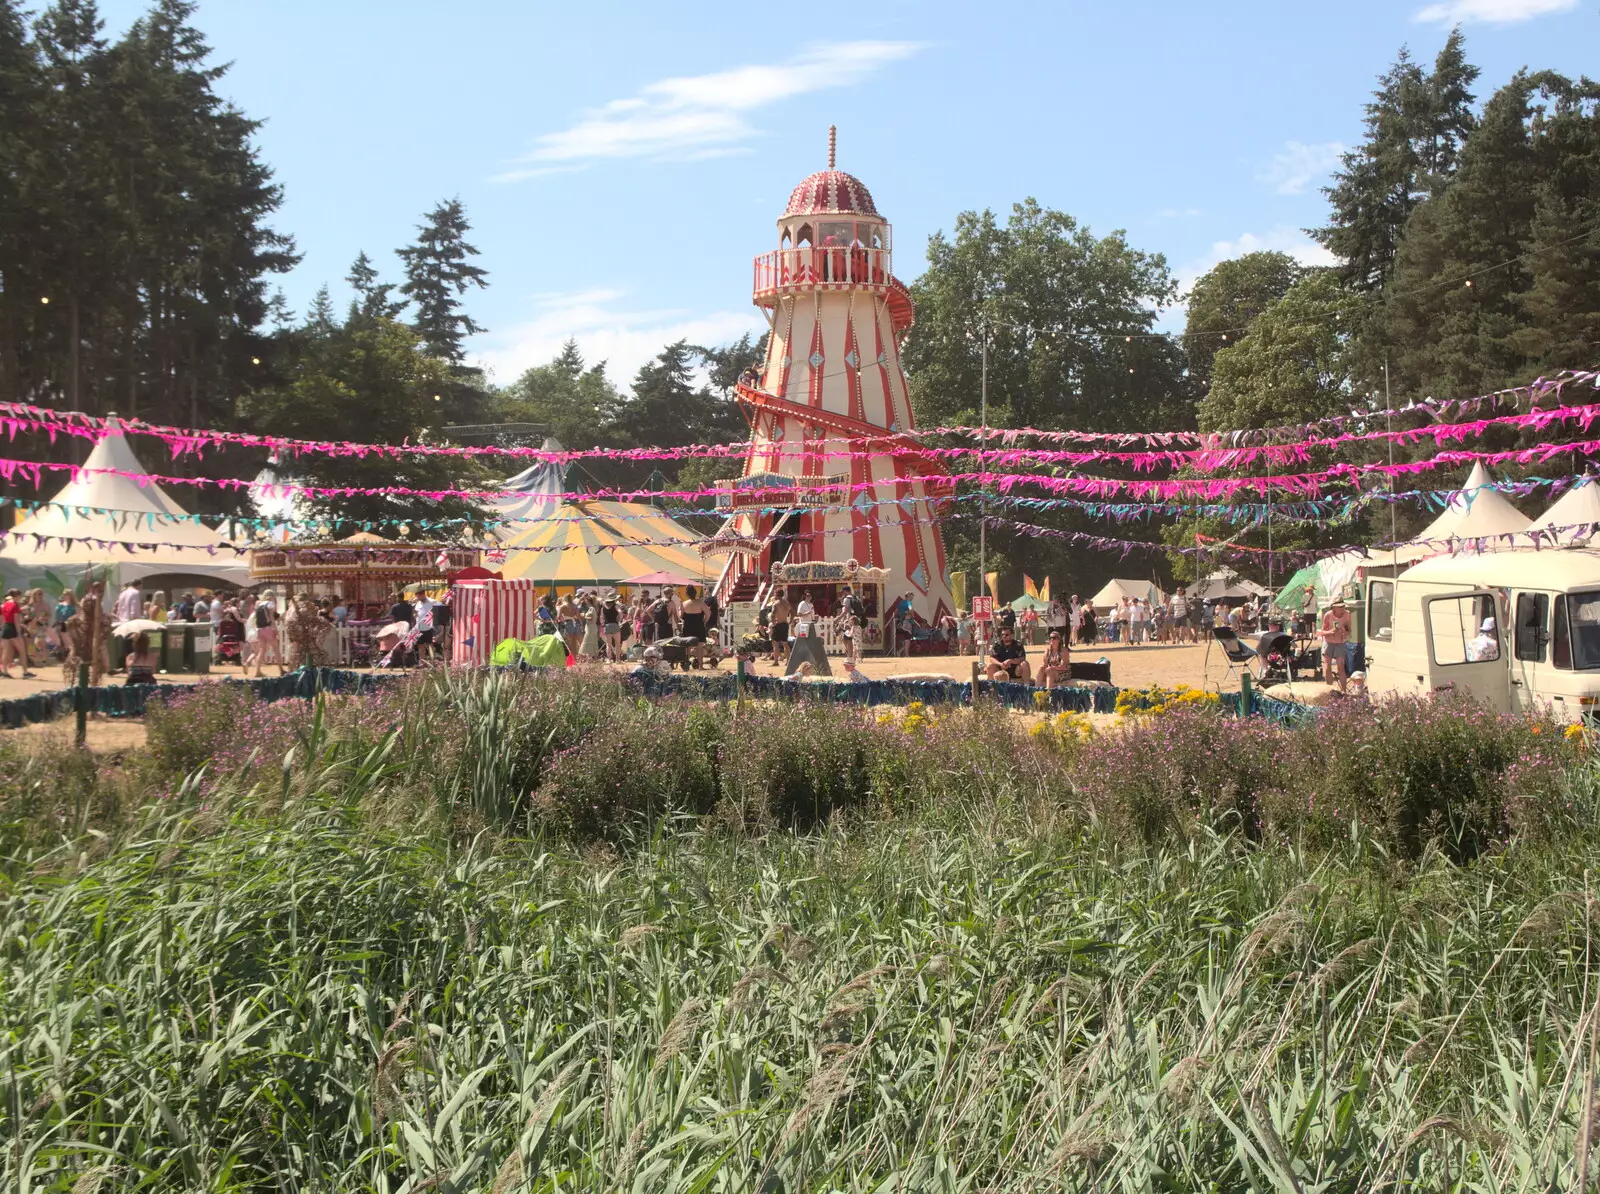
[1210,626,1258,681]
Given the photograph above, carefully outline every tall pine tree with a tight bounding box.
[1316,30,1479,294]
[397,198,488,362]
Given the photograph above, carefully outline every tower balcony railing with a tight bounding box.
[753,246,893,301]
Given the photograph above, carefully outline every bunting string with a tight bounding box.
[9,436,1600,505]
[0,369,1595,469]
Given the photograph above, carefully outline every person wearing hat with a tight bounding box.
[1320,593,1353,690]
[1468,616,1500,663]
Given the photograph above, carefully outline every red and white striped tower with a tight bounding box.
[717,129,955,625]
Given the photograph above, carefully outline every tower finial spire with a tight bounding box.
[828,124,836,170]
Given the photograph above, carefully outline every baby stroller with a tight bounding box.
[1255,630,1298,683]
[215,617,245,666]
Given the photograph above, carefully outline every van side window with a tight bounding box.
[1553,595,1572,669]
[1426,593,1500,666]
[1515,593,1549,662]
[1366,580,1394,641]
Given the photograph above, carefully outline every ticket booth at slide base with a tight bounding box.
[451,578,539,665]
[771,560,891,654]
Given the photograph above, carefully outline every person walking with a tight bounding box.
[680,586,709,667]
[837,585,866,664]
[249,590,284,678]
[112,577,143,625]
[579,594,602,661]
[767,591,791,666]
[602,595,624,661]
[0,589,36,678]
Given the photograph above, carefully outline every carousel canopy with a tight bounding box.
[496,499,711,590]
[0,426,249,589]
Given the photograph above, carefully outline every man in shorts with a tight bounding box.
[985,625,1032,684]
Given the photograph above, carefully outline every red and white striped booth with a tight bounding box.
[451,578,539,665]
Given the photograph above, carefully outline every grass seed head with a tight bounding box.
[654,998,706,1069]
[618,923,663,950]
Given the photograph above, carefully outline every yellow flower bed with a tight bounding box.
[1113,683,1220,721]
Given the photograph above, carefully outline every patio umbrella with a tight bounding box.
[623,570,698,587]
[111,619,167,637]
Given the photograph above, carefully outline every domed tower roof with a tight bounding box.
[784,170,880,218]
[782,125,881,217]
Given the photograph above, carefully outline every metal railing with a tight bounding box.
[753,246,892,296]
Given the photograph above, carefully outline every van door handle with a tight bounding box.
[1511,679,1523,687]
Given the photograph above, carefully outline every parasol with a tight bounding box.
[112,619,167,637]
[623,570,698,588]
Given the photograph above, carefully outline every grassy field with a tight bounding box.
[5,671,1600,1191]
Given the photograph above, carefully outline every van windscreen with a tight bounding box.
[1569,591,1600,670]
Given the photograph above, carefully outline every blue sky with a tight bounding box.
[95,0,1597,388]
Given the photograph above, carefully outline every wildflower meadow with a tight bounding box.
[4,669,1600,1190]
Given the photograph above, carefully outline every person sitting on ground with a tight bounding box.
[985,625,1032,684]
[125,632,158,686]
[1037,629,1071,688]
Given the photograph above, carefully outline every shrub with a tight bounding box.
[534,701,725,841]
[719,704,903,830]
[1073,705,1289,844]
[142,681,261,786]
[1263,690,1575,858]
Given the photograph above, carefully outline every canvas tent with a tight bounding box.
[1090,578,1162,611]
[1188,568,1271,603]
[1009,594,1049,612]
[1531,477,1600,546]
[0,427,249,592]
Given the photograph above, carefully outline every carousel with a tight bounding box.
[247,532,479,617]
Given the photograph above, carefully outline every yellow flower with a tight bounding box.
[906,701,926,717]
[1033,689,1050,711]
[1565,722,1588,743]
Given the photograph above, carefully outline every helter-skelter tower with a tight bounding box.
[711,129,956,635]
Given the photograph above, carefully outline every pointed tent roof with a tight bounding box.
[1415,462,1532,544]
[1532,476,1600,545]
[0,427,249,585]
[488,436,567,536]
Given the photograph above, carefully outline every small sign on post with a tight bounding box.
[971,596,994,622]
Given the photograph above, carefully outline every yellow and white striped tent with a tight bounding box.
[496,499,712,590]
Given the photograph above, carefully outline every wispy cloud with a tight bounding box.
[496,42,923,179]
[472,290,763,389]
[1258,140,1345,195]
[1415,0,1577,24]
[1155,207,1203,220]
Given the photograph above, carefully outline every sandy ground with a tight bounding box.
[0,641,1341,749]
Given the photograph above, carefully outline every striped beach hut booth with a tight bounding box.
[452,579,538,665]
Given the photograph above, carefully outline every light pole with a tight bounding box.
[979,333,988,589]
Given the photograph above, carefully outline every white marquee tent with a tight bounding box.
[1531,476,1600,546]
[1089,578,1164,611]
[0,428,250,591]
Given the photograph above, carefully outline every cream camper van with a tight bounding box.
[1364,548,1600,720]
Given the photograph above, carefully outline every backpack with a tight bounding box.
[255,604,271,629]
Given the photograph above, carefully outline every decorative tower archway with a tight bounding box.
[712,130,955,633]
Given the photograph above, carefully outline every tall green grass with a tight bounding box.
[4,672,1600,1189]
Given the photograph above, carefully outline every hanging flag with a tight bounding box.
[1039,576,1051,602]
[1023,574,1039,600]
[486,547,507,566]
[985,571,1000,602]
[435,548,451,570]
